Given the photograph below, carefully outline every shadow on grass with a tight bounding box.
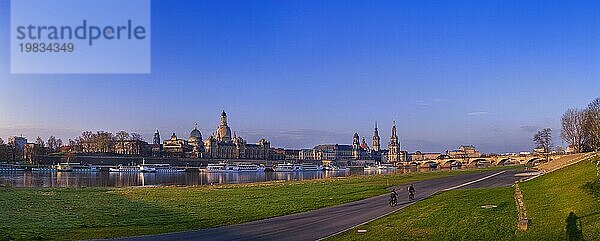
[566,212,584,241]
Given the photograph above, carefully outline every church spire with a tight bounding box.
[220,110,228,126]
[372,121,380,152]
[390,120,398,144]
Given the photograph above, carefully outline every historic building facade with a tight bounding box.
[158,111,271,159]
[202,111,271,160]
[162,133,191,157]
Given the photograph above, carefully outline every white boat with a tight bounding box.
[153,164,186,173]
[109,165,142,172]
[71,164,100,172]
[32,167,57,172]
[32,163,78,172]
[324,165,349,171]
[301,163,324,171]
[236,163,266,172]
[377,164,397,170]
[0,164,25,172]
[109,160,157,173]
[205,163,239,173]
[109,165,157,173]
[274,163,303,172]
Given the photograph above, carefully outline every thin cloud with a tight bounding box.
[467,111,488,116]
[520,125,539,133]
[416,100,429,106]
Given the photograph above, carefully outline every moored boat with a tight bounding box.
[236,163,266,172]
[274,163,302,172]
[324,165,349,171]
[301,163,324,171]
[204,163,239,173]
[32,167,57,172]
[377,163,397,170]
[0,164,25,172]
[70,164,100,172]
[152,164,186,173]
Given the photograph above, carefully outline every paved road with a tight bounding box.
[101,169,529,241]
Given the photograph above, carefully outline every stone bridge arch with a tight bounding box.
[526,157,543,166]
[468,158,489,167]
[440,159,460,168]
[420,160,439,168]
[495,158,514,166]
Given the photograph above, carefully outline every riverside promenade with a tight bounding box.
[101,169,528,241]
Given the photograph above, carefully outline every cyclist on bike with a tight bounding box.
[389,188,398,206]
[408,184,415,200]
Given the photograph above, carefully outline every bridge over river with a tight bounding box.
[403,154,552,168]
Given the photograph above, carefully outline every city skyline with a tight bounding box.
[1,0,599,153]
[0,108,586,154]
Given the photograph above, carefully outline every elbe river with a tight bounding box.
[0,167,459,187]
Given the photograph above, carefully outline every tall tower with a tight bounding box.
[220,111,228,126]
[153,130,161,144]
[352,132,360,159]
[372,122,380,152]
[388,121,400,163]
[217,111,232,142]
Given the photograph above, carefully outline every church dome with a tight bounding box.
[189,123,202,140]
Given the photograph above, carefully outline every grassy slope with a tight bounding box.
[517,156,600,240]
[329,187,517,241]
[330,156,600,241]
[0,167,510,241]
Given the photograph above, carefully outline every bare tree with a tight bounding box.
[586,97,600,151]
[561,108,587,153]
[47,136,58,152]
[56,139,63,149]
[115,131,130,141]
[534,128,553,153]
[115,131,130,154]
[0,137,4,145]
[35,136,45,148]
[96,131,114,153]
[131,133,143,141]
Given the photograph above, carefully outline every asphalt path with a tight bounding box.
[99,169,529,241]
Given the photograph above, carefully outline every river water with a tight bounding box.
[0,167,457,187]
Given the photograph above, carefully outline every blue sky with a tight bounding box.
[0,0,599,153]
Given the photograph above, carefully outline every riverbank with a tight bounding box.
[328,155,600,240]
[0,166,516,240]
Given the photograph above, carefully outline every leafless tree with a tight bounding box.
[35,136,45,148]
[96,131,114,153]
[56,139,63,149]
[561,108,587,153]
[47,136,59,152]
[115,131,130,141]
[131,133,143,141]
[115,131,130,153]
[0,137,4,145]
[585,97,600,151]
[534,128,552,153]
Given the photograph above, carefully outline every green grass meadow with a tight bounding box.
[330,155,600,241]
[0,167,508,240]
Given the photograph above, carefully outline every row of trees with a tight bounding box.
[68,130,144,153]
[561,97,600,153]
[34,136,64,152]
